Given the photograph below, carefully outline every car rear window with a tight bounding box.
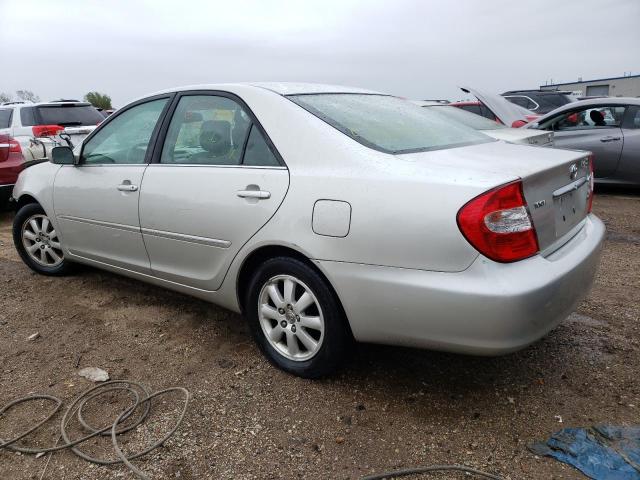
[0,109,12,128]
[289,94,491,154]
[530,93,572,112]
[34,104,104,126]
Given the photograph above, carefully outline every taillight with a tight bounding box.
[587,155,594,213]
[32,124,64,137]
[457,180,539,263]
[0,136,21,162]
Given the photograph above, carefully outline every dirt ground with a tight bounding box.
[0,190,638,480]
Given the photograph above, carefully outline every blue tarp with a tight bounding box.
[529,425,640,479]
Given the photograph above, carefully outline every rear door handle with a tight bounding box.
[600,136,621,142]
[117,183,138,192]
[237,189,271,199]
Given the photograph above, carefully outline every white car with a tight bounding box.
[412,100,553,146]
[0,100,103,161]
[12,83,605,378]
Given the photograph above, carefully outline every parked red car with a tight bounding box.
[0,134,24,208]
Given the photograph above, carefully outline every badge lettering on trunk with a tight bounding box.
[534,200,546,209]
[569,163,578,180]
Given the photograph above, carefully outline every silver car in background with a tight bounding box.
[412,100,553,146]
[526,97,640,186]
[12,83,605,377]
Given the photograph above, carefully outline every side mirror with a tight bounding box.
[51,146,76,165]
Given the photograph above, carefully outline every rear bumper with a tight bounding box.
[0,184,14,205]
[320,214,605,355]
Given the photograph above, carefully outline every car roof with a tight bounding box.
[1,101,92,109]
[148,82,384,98]
[502,90,573,95]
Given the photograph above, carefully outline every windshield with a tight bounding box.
[36,105,104,126]
[429,105,506,130]
[289,94,492,154]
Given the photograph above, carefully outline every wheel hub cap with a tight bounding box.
[258,274,325,362]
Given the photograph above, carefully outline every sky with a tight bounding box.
[1,0,638,107]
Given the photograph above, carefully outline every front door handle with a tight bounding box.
[117,183,138,192]
[600,136,621,143]
[237,189,271,199]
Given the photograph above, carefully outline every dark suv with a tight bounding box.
[501,90,575,114]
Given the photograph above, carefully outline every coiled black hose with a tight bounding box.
[0,380,189,480]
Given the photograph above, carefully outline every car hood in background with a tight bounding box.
[460,86,536,127]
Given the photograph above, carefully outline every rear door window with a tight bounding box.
[160,95,253,165]
[0,109,12,128]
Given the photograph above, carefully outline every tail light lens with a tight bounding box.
[32,124,64,137]
[0,136,21,162]
[457,180,539,263]
[587,155,594,213]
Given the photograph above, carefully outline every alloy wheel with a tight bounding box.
[258,274,325,361]
[21,214,64,267]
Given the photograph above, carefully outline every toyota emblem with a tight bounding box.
[569,163,578,180]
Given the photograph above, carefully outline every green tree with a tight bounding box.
[16,90,40,102]
[0,92,12,103]
[84,91,113,110]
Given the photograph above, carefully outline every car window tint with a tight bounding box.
[20,107,36,126]
[460,104,482,116]
[553,106,626,131]
[506,96,532,109]
[36,105,104,127]
[81,98,168,165]
[291,94,490,154]
[242,125,280,166]
[161,95,251,165]
[624,106,640,129]
[0,109,12,128]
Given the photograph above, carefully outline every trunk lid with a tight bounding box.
[487,128,553,146]
[460,86,535,128]
[399,141,592,255]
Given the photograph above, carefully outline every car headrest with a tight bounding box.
[200,120,231,155]
[589,110,605,126]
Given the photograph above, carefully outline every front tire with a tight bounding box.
[13,203,72,276]
[245,257,352,378]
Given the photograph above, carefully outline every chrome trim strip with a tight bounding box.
[141,227,231,248]
[0,183,15,189]
[57,215,141,233]
[0,143,11,148]
[552,176,588,198]
[147,164,287,170]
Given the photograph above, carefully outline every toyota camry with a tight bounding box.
[11,83,605,377]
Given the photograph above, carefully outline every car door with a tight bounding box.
[53,96,171,272]
[139,92,289,291]
[547,105,625,178]
[613,105,640,185]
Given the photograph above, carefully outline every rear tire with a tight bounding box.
[245,256,352,378]
[13,203,72,276]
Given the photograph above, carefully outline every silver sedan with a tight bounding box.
[11,83,605,377]
[527,97,640,186]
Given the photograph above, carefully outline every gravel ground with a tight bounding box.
[0,190,639,480]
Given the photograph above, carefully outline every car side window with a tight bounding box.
[0,109,12,128]
[161,95,251,165]
[242,125,280,167]
[622,106,640,129]
[81,98,168,165]
[553,106,626,131]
